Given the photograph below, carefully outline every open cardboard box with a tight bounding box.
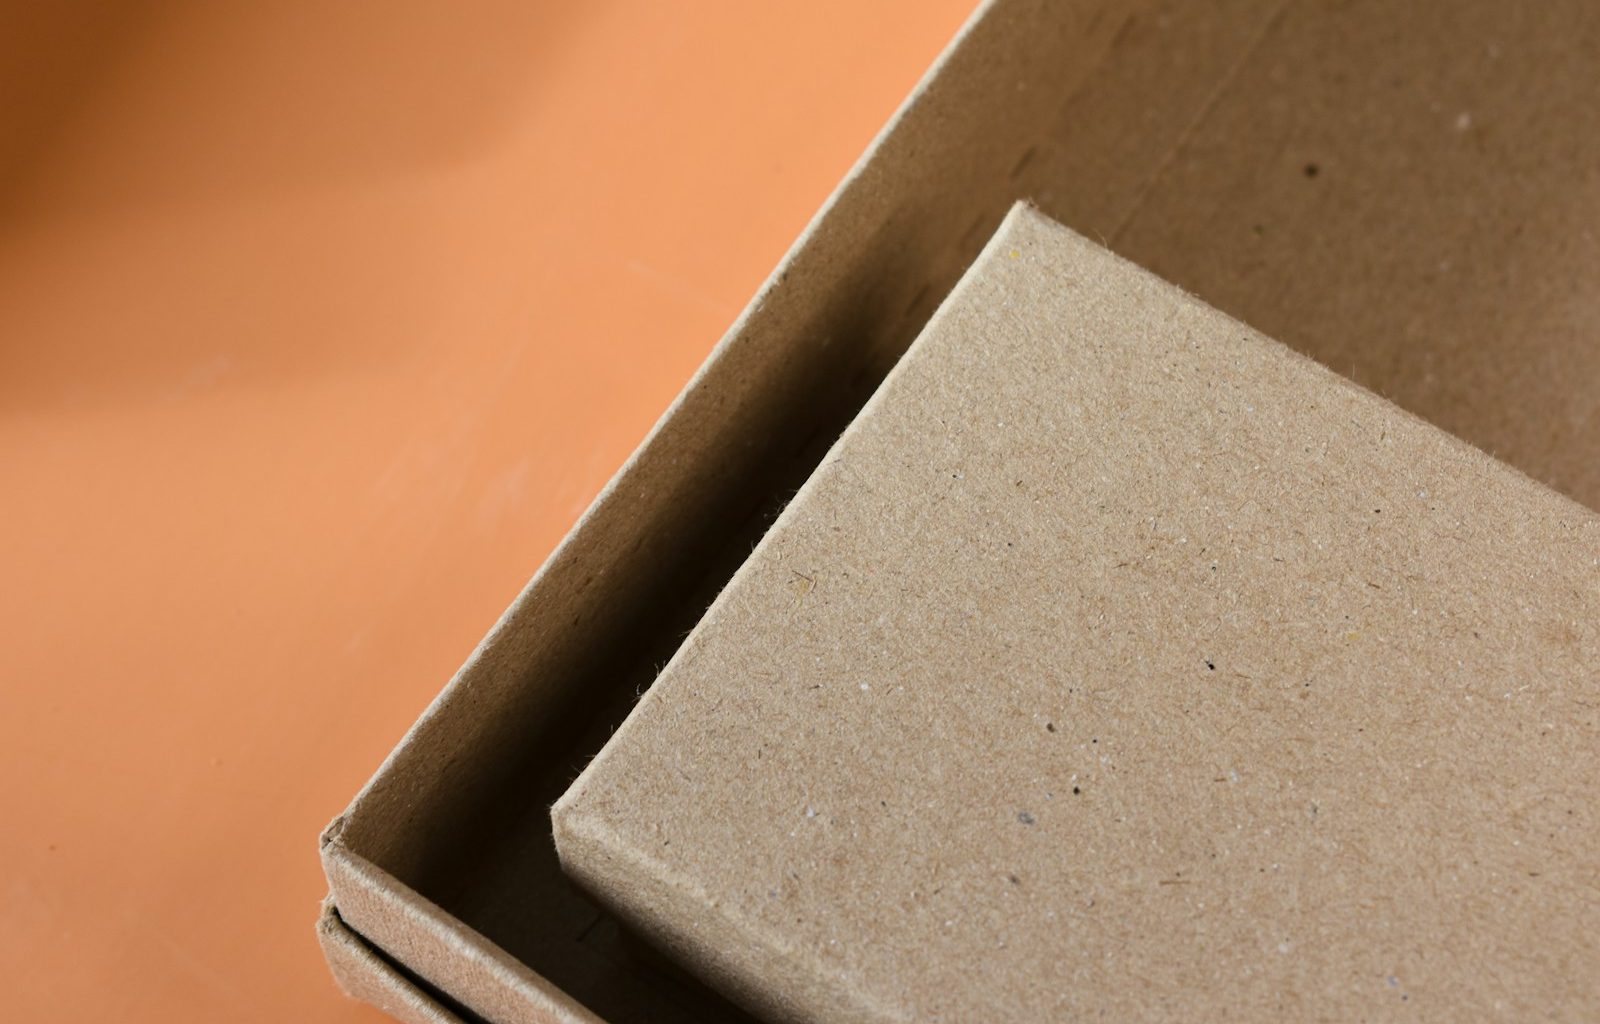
[319,1,1600,1021]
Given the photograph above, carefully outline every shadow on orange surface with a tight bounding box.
[0,2,971,1021]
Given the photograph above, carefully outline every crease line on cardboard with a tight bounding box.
[1108,0,1297,245]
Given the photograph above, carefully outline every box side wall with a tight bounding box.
[1099,0,1600,507]
[550,809,876,1024]
[318,901,469,1024]
[323,835,604,1024]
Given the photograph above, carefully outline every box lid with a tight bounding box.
[554,204,1600,1022]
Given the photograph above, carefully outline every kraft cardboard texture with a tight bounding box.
[554,206,1600,1023]
[318,903,469,1024]
[322,1,1600,1020]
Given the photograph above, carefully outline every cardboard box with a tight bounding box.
[320,2,1600,1021]
[553,204,1600,1022]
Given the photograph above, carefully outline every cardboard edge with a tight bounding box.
[322,824,605,1024]
[549,804,896,1024]
[1019,209,1600,522]
[547,207,1054,1024]
[551,202,1051,820]
[318,899,467,1024]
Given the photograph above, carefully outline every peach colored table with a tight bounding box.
[0,3,970,1019]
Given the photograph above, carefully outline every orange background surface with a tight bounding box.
[0,2,973,1020]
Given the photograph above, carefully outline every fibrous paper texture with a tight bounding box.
[555,205,1600,1023]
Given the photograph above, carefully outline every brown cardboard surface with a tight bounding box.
[554,205,1600,1023]
[1108,0,1600,508]
[324,1,1600,1020]
[318,902,469,1024]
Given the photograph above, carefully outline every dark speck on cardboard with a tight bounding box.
[1304,162,1320,177]
[1206,660,1216,671]
[1072,786,1081,795]
[1017,811,1035,825]
[1045,721,1056,733]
